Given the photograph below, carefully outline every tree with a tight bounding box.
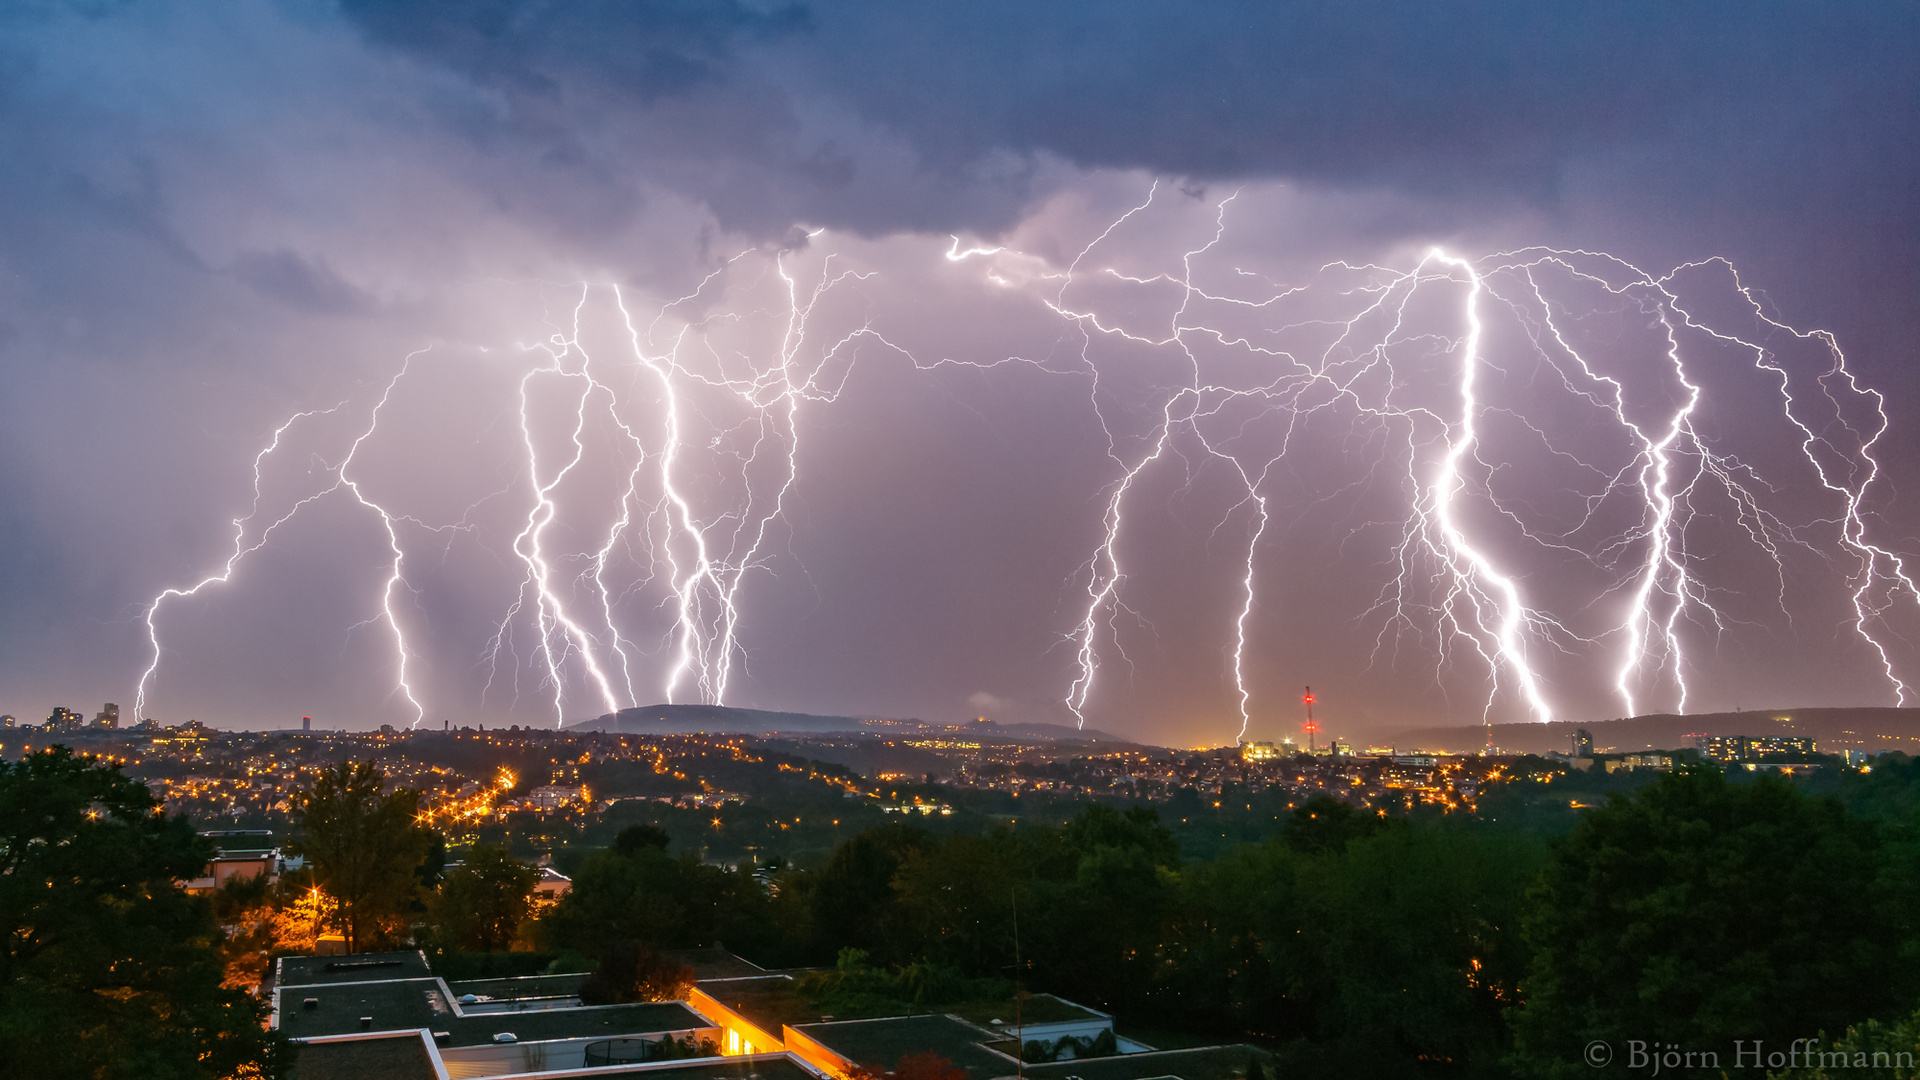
[613,824,672,855]
[543,840,768,956]
[1771,1002,1920,1078]
[288,761,431,952]
[1512,766,1907,1076]
[1278,820,1544,1069]
[808,822,925,960]
[1278,795,1394,855]
[578,941,695,1005]
[432,845,541,953]
[0,747,285,1079]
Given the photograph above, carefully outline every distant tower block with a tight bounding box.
[302,715,312,732]
[93,703,119,730]
[1572,728,1594,758]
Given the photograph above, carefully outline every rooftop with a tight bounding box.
[290,1037,822,1080]
[665,946,771,980]
[1023,1046,1267,1080]
[697,976,824,1035]
[279,951,434,987]
[274,977,708,1048]
[291,1034,437,1080]
[582,1056,823,1080]
[446,973,587,1001]
[438,1002,708,1048]
[792,1015,1016,1080]
[947,994,1103,1028]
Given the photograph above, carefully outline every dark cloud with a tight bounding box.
[0,1,1912,739]
[229,249,376,316]
[334,2,1916,229]
[341,0,808,101]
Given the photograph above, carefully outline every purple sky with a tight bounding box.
[1,2,1914,745]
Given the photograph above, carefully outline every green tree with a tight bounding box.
[0,747,285,1079]
[1041,805,1182,1011]
[1771,1001,1920,1078]
[288,761,431,952]
[890,830,1026,975]
[432,845,540,953]
[1512,766,1905,1076]
[542,839,767,956]
[578,940,695,1004]
[807,822,925,961]
[1280,820,1543,1070]
[1279,795,1395,855]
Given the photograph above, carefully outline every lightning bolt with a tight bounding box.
[136,354,437,726]
[945,194,1913,735]
[485,289,625,725]
[134,185,1916,738]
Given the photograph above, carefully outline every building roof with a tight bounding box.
[666,946,771,980]
[946,994,1103,1028]
[791,1015,1017,1080]
[291,1034,438,1080]
[697,976,824,1035]
[275,977,709,1048]
[275,977,447,1039]
[279,951,434,987]
[445,973,587,1001]
[438,1002,709,1048]
[1022,1045,1267,1080]
[577,1056,824,1080]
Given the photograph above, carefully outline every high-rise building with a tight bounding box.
[93,703,119,730]
[1695,734,1817,762]
[302,715,312,732]
[1571,728,1594,757]
[0,715,13,729]
[46,706,83,731]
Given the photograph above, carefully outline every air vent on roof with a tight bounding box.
[325,959,404,972]
[493,1033,517,1044]
[302,998,319,1010]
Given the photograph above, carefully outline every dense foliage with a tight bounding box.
[20,743,1920,1080]
[1513,766,1910,1075]
[288,760,432,952]
[0,748,284,1080]
[431,844,541,952]
[395,759,1920,1077]
[578,940,696,1005]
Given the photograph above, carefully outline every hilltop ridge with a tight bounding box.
[567,703,1132,744]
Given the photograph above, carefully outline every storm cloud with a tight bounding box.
[0,1,1913,743]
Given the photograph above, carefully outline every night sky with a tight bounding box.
[2,2,1914,745]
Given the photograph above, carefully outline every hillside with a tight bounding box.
[568,703,1130,744]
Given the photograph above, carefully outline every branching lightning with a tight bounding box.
[134,186,1919,736]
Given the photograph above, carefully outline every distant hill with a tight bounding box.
[1388,707,1920,757]
[568,703,1132,744]
[570,704,868,735]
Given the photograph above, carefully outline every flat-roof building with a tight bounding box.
[272,949,1267,1080]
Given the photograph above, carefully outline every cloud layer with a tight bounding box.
[0,1,1912,742]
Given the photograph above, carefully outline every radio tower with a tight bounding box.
[1303,687,1318,755]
